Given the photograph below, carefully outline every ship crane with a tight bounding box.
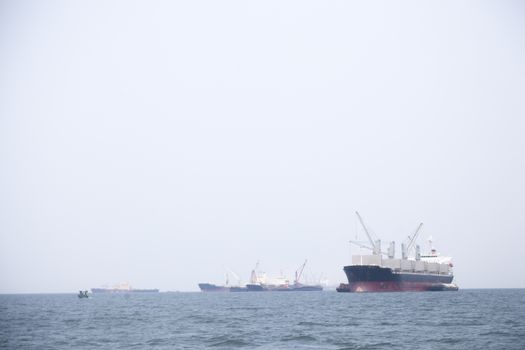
[350,240,394,257]
[401,223,423,259]
[355,211,382,255]
[349,240,374,251]
[250,261,264,284]
[225,267,242,286]
[294,260,308,285]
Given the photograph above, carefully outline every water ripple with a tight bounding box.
[1,290,525,349]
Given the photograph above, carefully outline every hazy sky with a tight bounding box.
[1,0,524,293]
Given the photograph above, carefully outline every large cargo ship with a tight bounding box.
[337,212,458,293]
[91,282,159,293]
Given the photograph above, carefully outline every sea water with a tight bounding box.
[1,289,524,349]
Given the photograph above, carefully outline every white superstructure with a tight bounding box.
[350,212,454,275]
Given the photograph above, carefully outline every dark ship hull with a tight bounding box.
[337,265,456,293]
[246,283,323,292]
[198,283,248,292]
[198,283,230,292]
[288,285,323,291]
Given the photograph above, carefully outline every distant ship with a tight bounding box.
[198,269,248,292]
[246,260,323,292]
[337,212,458,293]
[197,283,233,292]
[199,261,323,292]
[91,282,159,293]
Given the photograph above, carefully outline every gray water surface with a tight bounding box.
[1,289,524,349]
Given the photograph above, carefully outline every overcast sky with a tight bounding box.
[1,0,524,293]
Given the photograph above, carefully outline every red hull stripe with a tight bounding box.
[342,282,442,292]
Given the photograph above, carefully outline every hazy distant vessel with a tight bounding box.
[337,212,458,293]
[198,269,249,292]
[198,261,323,292]
[245,260,323,292]
[91,282,159,293]
[198,283,234,292]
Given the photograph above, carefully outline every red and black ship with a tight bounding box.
[337,212,458,293]
[336,264,457,292]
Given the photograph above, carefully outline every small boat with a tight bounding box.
[78,290,89,298]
